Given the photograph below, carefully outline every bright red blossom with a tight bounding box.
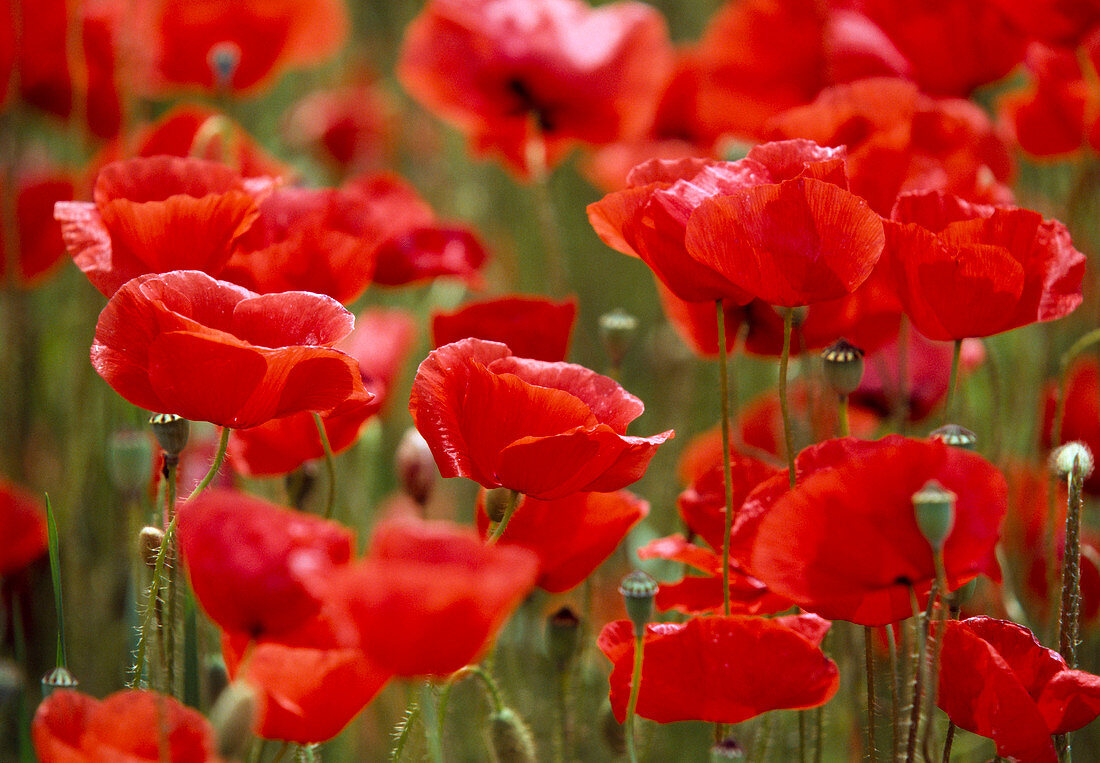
[91,270,371,429]
[0,479,47,577]
[410,338,672,499]
[1,169,75,287]
[431,295,577,362]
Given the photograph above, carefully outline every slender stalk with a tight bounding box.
[717,299,735,617]
[526,126,567,295]
[311,412,337,518]
[45,496,67,668]
[1056,458,1087,761]
[942,339,962,426]
[625,633,645,763]
[921,554,949,761]
[896,317,912,431]
[165,459,180,697]
[12,594,33,763]
[886,623,901,762]
[779,308,796,486]
[437,664,505,724]
[905,583,939,763]
[864,626,879,763]
[184,427,230,501]
[420,682,445,763]
[838,394,850,439]
[183,592,200,709]
[487,490,521,544]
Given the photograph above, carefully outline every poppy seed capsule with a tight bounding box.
[598,309,638,369]
[395,428,436,505]
[711,736,745,760]
[486,707,536,763]
[1051,441,1095,480]
[484,487,516,524]
[209,681,258,758]
[619,570,658,638]
[41,666,78,698]
[913,479,957,551]
[545,606,581,673]
[149,413,189,460]
[139,526,164,569]
[929,424,978,450]
[821,338,864,396]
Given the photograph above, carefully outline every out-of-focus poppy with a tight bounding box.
[410,338,672,500]
[335,515,539,676]
[344,174,489,288]
[676,449,780,554]
[1000,42,1096,158]
[178,488,355,638]
[148,0,348,94]
[284,76,395,175]
[0,478,46,577]
[883,190,1086,340]
[431,295,577,362]
[230,308,416,477]
[1043,357,1100,494]
[597,613,838,723]
[938,616,1100,762]
[397,0,675,175]
[474,488,647,592]
[91,270,371,429]
[54,156,273,296]
[33,689,217,761]
[768,77,1013,215]
[989,0,1100,47]
[1,167,75,287]
[731,436,1007,625]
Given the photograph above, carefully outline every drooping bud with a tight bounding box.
[599,309,638,369]
[41,666,78,698]
[139,526,164,569]
[149,413,189,462]
[484,487,517,524]
[929,424,977,451]
[207,42,241,90]
[619,571,658,638]
[486,706,537,762]
[820,338,864,396]
[545,606,581,673]
[396,428,436,505]
[209,681,258,758]
[107,430,153,496]
[1051,441,1095,480]
[710,736,745,760]
[913,479,957,552]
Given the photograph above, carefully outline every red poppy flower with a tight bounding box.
[635,535,791,615]
[398,0,675,175]
[91,271,371,428]
[33,689,216,762]
[676,449,781,554]
[410,338,672,500]
[767,77,1013,215]
[1000,42,1096,158]
[54,156,272,296]
[989,0,1100,47]
[343,174,489,288]
[229,308,416,477]
[938,616,1100,762]
[178,488,355,638]
[474,488,647,592]
[148,0,348,93]
[0,478,47,577]
[731,436,1007,625]
[0,168,75,287]
[884,190,1086,340]
[1043,357,1100,494]
[597,613,838,723]
[335,515,539,676]
[432,295,577,362]
[284,77,395,174]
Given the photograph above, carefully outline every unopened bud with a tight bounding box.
[913,479,957,552]
[545,606,581,673]
[139,526,164,569]
[209,681,257,758]
[149,413,189,461]
[1051,441,1095,480]
[204,656,229,709]
[396,428,436,505]
[41,666,78,698]
[207,42,241,90]
[599,309,638,369]
[107,430,153,495]
[929,424,977,451]
[483,487,516,524]
[821,339,864,396]
[711,736,745,760]
[486,706,536,762]
[619,571,658,638]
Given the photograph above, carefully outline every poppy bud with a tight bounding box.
[484,487,517,524]
[929,424,977,451]
[913,479,957,552]
[139,526,164,569]
[545,606,581,673]
[600,704,626,755]
[396,428,436,505]
[710,736,745,760]
[619,570,658,638]
[820,338,864,396]
[950,577,979,610]
[207,41,241,90]
[204,656,229,710]
[1051,441,1095,480]
[107,430,153,496]
[209,681,257,758]
[40,666,78,698]
[599,309,638,369]
[149,413,190,462]
[486,706,536,763]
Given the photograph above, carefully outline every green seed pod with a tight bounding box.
[913,479,957,552]
[619,571,658,638]
[209,681,257,758]
[486,706,537,762]
[820,339,865,396]
[149,413,190,460]
[711,736,745,760]
[929,424,978,450]
[545,606,581,673]
[41,666,79,698]
[599,309,638,369]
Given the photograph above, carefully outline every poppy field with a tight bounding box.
[7,0,1100,761]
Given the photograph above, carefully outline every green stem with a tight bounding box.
[12,593,33,763]
[942,339,962,426]
[311,412,337,519]
[391,702,420,762]
[420,681,445,763]
[527,127,567,295]
[165,460,179,697]
[887,623,901,763]
[625,633,645,763]
[1056,459,1086,762]
[717,299,735,618]
[905,583,938,763]
[943,722,956,761]
[184,592,200,709]
[438,664,506,725]
[864,626,878,763]
[779,308,796,487]
[184,426,230,502]
[45,495,66,668]
[487,490,521,544]
[920,554,949,761]
[838,394,849,439]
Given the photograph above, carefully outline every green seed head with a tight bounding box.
[148,413,190,459]
[929,424,978,450]
[913,479,957,551]
[820,338,865,396]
